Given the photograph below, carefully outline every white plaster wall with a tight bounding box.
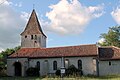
[64,57,97,75]
[43,36,46,48]
[99,60,120,76]
[29,58,61,76]
[41,35,46,48]
[7,58,28,76]
[29,56,96,76]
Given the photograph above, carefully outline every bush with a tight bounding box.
[55,70,61,76]
[0,67,7,76]
[65,65,82,76]
[26,67,39,76]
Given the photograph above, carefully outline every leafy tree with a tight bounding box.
[99,26,120,47]
[0,46,21,68]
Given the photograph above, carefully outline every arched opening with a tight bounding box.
[78,59,83,75]
[65,59,69,69]
[53,61,57,70]
[36,61,40,71]
[14,62,22,76]
[78,59,82,70]
[35,35,37,40]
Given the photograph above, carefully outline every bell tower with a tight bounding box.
[21,9,47,48]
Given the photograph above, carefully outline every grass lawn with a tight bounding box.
[1,75,120,80]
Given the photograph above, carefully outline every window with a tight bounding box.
[53,61,57,70]
[34,41,37,43]
[65,59,69,69]
[78,59,82,70]
[109,61,111,66]
[36,61,40,71]
[31,35,33,40]
[35,35,37,40]
[25,35,27,38]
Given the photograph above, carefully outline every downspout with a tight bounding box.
[96,59,99,76]
[61,57,64,68]
[96,45,99,77]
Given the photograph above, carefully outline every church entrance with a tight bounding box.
[14,62,22,76]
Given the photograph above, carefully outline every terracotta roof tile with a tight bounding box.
[8,44,97,58]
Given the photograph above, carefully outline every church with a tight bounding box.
[7,9,120,77]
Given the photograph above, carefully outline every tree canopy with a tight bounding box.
[99,26,120,47]
[0,46,21,68]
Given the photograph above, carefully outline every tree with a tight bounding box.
[0,46,21,68]
[99,26,120,47]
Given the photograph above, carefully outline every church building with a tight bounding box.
[7,9,120,77]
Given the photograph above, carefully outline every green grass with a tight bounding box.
[1,75,120,80]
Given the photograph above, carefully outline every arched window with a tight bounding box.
[53,61,57,70]
[109,61,111,66]
[65,59,69,69]
[36,61,40,71]
[31,35,33,40]
[78,59,82,70]
[35,35,37,40]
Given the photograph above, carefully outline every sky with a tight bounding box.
[0,0,120,52]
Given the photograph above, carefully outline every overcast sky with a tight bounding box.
[0,0,120,52]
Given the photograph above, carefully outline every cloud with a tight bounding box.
[20,11,30,21]
[98,38,105,44]
[44,0,104,35]
[0,47,4,53]
[14,2,22,7]
[0,0,12,5]
[111,6,120,24]
[0,0,26,50]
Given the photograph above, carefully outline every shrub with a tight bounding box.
[0,67,7,76]
[65,65,82,76]
[55,70,61,76]
[26,67,39,76]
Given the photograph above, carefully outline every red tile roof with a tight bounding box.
[8,44,97,58]
[21,9,46,37]
[98,46,120,60]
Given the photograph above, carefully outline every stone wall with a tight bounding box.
[21,34,46,48]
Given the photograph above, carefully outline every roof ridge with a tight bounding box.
[99,46,120,49]
[9,44,97,58]
[21,44,96,49]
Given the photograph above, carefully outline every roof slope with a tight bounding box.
[8,44,97,58]
[99,46,120,60]
[21,9,46,37]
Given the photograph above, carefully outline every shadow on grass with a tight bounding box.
[82,75,120,79]
[98,75,120,79]
[0,76,42,80]
[1,75,120,80]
